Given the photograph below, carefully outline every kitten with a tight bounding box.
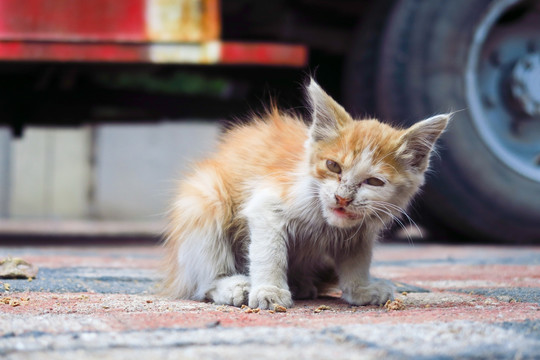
[161,79,449,309]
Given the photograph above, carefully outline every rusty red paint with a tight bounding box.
[0,0,220,43]
[0,0,307,66]
[0,42,147,63]
[0,41,308,67]
[221,42,308,67]
[0,0,145,42]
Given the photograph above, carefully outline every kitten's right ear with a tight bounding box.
[398,113,451,172]
[307,78,351,142]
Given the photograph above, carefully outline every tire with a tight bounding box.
[346,0,540,242]
[342,0,397,118]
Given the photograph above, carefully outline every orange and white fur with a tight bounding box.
[162,79,449,309]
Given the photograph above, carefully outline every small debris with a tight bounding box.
[268,310,275,314]
[402,292,408,296]
[384,298,405,311]
[146,300,153,304]
[0,257,39,279]
[102,306,110,309]
[241,305,261,314]
[314,305,332,313]
[216,305,230,312]
[496,295,513,303]
[273,304,287,313]
[1,296,27,307]
[3,283,10,291]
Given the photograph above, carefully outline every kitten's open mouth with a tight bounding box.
[332,207,361,220]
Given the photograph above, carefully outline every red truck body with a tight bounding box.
[0,0,307,66]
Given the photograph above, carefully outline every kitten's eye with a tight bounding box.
[364,177,385,186]
[326,160,342,174]
[326,160,341,174]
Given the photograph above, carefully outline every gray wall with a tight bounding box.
[0,121,220,221]
[94,121,220,220]
[0,127,10,217]
[9,127,92,219]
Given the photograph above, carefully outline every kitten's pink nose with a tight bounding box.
[335,195,352,207]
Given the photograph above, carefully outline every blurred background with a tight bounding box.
[0,0,538,243]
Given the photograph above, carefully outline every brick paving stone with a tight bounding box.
[1,243,539,359]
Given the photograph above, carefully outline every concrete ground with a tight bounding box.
[1,241,539,359]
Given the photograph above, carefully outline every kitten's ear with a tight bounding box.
[306,78,352,142]
[398,114,451,172]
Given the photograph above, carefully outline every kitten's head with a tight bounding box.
[306,79,450,229]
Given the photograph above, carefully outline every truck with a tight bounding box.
[0,0,538,242]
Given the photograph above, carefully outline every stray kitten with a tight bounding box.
[162,79,449,309]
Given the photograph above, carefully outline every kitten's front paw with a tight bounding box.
[342,279,395,306]
[207,275,250,307]
[249,285,293,310]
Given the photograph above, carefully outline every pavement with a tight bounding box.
[1,241,539,359]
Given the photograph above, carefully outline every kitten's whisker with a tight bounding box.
[368,204,404,228]
[368,204,413,244]
[366,201,417,229]
[365,205,390,231]
[368,201,420,246]
[370,201,422,238]
[345,219,364,242]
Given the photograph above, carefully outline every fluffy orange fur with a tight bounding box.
[162,109,307,295]
[161,79,449,307]
[164,111,408,290]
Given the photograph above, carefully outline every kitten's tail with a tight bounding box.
[159,160,237,300]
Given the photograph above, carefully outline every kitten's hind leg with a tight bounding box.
[162,163,240,302]
[206,275,250,306]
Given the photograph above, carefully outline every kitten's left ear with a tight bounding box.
[398,114,451,172]
[307,78,352,142]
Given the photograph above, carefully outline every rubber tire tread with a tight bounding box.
[375,0,540,242]
[342,0,398,118]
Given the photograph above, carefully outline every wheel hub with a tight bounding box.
[510,53,540,117]
[465,0,540,182]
